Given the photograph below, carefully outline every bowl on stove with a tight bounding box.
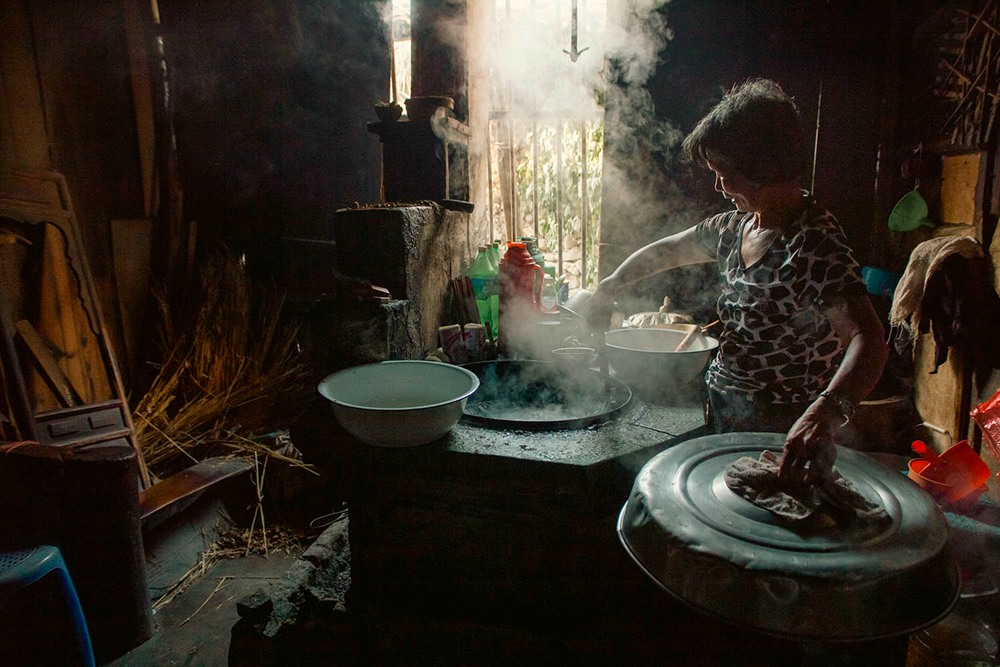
[318,360,479,447]
[604,327,718,405]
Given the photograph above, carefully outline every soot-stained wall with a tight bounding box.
[159,0,387,274]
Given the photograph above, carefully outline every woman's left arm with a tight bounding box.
[778,295,889,483]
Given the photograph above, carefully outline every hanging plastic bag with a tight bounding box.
[971,387,1000,460]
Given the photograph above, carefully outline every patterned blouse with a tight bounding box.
[693,196,866,404]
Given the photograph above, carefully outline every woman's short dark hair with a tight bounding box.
[682,79,805,185]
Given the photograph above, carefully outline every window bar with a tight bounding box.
[556,119,565,277]
[532,121,539,239]
[487,119,495,241]
[503,0,515,241]
[580,119,589,288]
[507,118,518,240]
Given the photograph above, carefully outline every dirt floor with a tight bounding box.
[107,551,302,667]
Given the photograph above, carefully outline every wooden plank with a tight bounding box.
[940,151,986,232]
[121,0,156,217]
[913,332,966,452]
[14,319,79,408]
[139,458,254,530]
[36,222,113,404]
[110,218,153,377]
[0,0,50,169]
[0,169,65,211]
[0,266,36,441]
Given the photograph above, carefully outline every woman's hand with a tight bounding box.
[777,293,888,486]
[586,279,620,333]
[778,400,841,485]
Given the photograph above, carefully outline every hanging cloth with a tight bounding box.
[889,236,1000,383]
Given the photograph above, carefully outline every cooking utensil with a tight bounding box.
[550,346,597,370]
[672,319,721,352]
[374,101,403,123]
[618,432,960,641]
[460,360,631,431]
[404,95,455,121]
[908,439,991,503]
[318,360,479,447]
[672,326,701,352]
[557,302,583,320]
[598,328,610,396]
[604,328,718,405]
[912,440,940,463]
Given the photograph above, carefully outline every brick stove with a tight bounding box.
[342,401,707,619]
[286,397,909,665]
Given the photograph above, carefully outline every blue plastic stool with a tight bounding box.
[0,545,96,667]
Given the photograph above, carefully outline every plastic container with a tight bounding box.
[888,188,935,232]
[540,274,559,314]
[488,242,501,333]
[467,246,498,335]
[861,266,903,299]
[909,440,991,503]
[971,388,1000,460]
[519,236,545,268]
[498,242,544,352]
[490,240,502,268]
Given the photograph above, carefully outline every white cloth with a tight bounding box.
[889,235,984,340]
[724,450,890,524]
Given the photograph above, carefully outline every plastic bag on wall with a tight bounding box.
[971,387,1000,460]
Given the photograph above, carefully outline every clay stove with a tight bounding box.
[296,395,711,660]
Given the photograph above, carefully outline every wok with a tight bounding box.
[461,360,631,430]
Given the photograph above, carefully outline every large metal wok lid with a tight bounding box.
[461,360,631,430]
[617,432,959,641]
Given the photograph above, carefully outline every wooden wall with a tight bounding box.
[1,0,389,385]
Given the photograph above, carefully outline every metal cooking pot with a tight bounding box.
[461,360,631,430]
[604,328,718,405]
[617,432,959,641]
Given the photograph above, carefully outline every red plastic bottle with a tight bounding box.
[497,242,543,352]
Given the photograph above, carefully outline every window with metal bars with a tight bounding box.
[486,1,606,291]
[391,0,606,291]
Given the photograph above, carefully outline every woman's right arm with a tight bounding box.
[588,226,714,326]
[600,226,714,291]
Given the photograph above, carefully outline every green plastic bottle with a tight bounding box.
[488,242,501,334]
[490,240,502,270]
[467,246,497,335]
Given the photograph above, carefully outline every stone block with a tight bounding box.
[229,518,354,666]
[333,205,469,353]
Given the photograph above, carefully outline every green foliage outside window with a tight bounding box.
[514,121,603,289]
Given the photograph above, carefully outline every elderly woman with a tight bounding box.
[591,79,888,484]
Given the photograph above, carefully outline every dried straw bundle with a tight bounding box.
[133,251,312,477]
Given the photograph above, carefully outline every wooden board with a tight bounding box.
[14,319,79,408]
[139,457,253,530]
[34,222,113,406]
[111,218,153,377]
[940,151,986,232]
[0,0,50,169]
[909,152,987,455]
[913,332,966,452]
[0,169,150,487]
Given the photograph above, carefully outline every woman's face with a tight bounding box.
[707,160,760,214]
